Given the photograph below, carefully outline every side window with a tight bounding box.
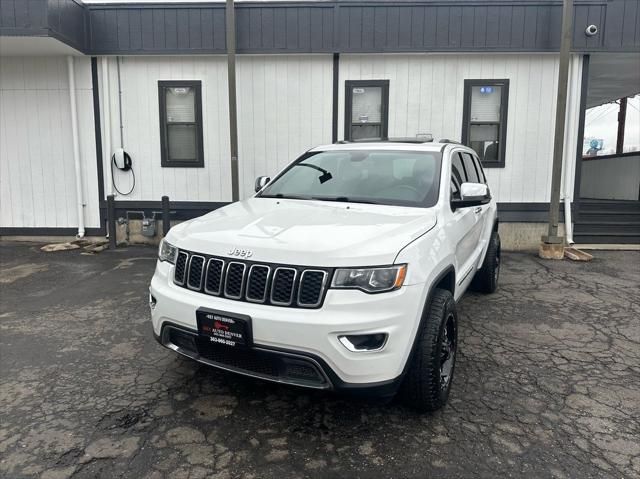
[462,152,480,183]
[461,79,509,168]
[451,153,467,200]
[158,80,204,167]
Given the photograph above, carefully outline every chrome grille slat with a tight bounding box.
[187,255,205,290]
[174,249,329,308]
[297,270,328,307]
[246,265,271,303]
[174,251,189,285]
[224,262,247,299]
[270,267,297,306]
[204,258,225,295]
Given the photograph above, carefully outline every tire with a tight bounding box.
[399,288,458,412]
[471,231,501,294]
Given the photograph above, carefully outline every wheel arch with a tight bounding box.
[398,265,456,381]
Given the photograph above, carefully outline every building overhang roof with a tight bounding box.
[0,0,638,56]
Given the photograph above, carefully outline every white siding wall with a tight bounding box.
[103,56,232,202]
[236,55,334,197]
[106,54,333,201]
[0,56,100,228]
[339,53,582,204]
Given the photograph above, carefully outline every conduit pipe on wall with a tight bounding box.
[67,56,86,238]
[561,56,582,246]
[102,57,114,196]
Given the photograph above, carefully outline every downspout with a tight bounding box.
[562,56,582,246]
[67,56,85,238]
[102,57,114,196]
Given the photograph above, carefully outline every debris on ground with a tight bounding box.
[564,247,594,262]
[41,238,109,254]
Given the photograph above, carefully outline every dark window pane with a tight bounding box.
[470,124,499,162]
[351,124,382,140]
[462,152,480,183]
[452,152,466,184]
[168,124,197,161]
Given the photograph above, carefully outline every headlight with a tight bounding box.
[331,265,407,293]
[158,239,178,264]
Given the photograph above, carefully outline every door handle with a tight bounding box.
[474,207,482,215]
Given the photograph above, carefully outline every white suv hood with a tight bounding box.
[169,198,437,266]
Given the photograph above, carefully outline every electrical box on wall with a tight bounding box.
[142,218,156,237]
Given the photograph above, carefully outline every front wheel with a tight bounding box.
[399,288,458,412]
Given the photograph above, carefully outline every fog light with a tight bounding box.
[149,293,157,310]
[338,333,387,352]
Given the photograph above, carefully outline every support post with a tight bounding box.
[541,0,573,257]
[107,195,116,249]
[162,195,171,236]
[226,0,240,202]
[616,97,627,154]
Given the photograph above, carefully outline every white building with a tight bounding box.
[1,0,638,246]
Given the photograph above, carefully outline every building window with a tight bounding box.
[345,80,389,141]
[461,79,509,168]
[158,80,204,167]
[583,93,640,156]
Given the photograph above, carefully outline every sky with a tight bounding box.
[584,95,640,155]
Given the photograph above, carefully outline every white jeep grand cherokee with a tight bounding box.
[150,140,500,411]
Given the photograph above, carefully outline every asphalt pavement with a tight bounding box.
[0,242,639,479]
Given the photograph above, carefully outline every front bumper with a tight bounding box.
[150,260,427,390]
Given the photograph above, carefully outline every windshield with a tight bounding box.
[258,149,442,207]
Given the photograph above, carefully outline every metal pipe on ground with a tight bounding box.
[162,196,171,236]
[107,195,116,249]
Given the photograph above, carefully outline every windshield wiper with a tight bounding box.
[294,163,333,183]
[311,196,380,205]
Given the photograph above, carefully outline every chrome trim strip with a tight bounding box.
[246,264,271,303]
[203,258,225,296]
[224,261,247,299]
[297,269,328,308]
[173,251,189,285]
[338,334,389,353]
[186,255,205,291]
[161,327,331,390]
[270,267,298,306]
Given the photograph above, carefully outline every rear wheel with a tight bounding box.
[471,231,501,294]
[399,288,458,412]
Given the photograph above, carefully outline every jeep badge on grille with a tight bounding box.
[228,248,253,259]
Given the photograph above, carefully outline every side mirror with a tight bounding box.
[451,182,491,209]
[254,176,271,193]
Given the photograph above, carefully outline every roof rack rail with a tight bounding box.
[334,136,434,144]
[439,138,462,145]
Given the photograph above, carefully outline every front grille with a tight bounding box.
[174,251,188,285]
[204,259,224,295]
[187,255,205,290]
[271,268,297,305]
[246,265,270,302]
[173,249,330,308]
